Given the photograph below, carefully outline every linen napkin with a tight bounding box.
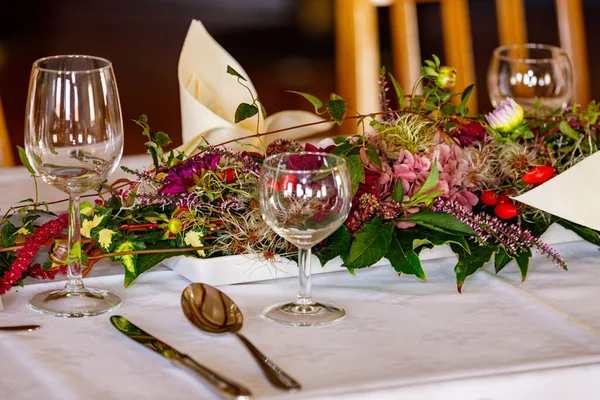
[513,151,600,231]
[178,20,332,154]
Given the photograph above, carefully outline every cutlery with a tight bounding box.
[109,315,251,400]
[181,283,302,392]
[0,324,41,331]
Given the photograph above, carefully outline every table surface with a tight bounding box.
[3,158,600,399]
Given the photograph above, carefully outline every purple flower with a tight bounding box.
[158,153,221,195]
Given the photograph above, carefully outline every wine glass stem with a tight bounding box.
[296,247,314,306]
[66,195,84,292]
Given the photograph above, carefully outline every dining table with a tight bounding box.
[2,155,600,400]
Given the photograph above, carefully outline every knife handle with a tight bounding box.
[174,353,252,400]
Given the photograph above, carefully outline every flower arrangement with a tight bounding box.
[2,55,600,294]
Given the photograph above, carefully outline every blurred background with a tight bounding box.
[1,0,599,160]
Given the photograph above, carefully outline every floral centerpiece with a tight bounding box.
[2,56,599,295]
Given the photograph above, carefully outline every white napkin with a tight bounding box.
[513,151,600,231]
[178,20,332,154]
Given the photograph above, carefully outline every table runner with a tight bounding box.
[2,240,600,399]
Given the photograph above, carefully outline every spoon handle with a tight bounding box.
[236,333,302,391]
[0,325,41,332]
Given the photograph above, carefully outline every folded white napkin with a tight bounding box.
[513,151,600,231]
[178,20,331,154]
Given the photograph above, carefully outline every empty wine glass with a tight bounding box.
[259,152,352,326]
[487,43,573,112]
[25,55,124,317]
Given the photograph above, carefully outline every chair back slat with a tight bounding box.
[390,0,422,96]
[0,97,14,167]
[440,0,477,113]
[334,0,380,115]
[556,0,590,105]
[496,0,527,45]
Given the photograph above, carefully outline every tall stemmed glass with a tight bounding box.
[25,55,124,317]
[259,152,352,326]
[487,43,573,112]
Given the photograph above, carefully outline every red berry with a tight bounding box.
[522,166,556,185]
[222,169,236,183]
[494,203,518,220]
[480,190,499,206]
[280,174,298,191]
[267,178,281,192]
[496,194,513,204]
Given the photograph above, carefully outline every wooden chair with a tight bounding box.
[0,96,14,167]
[334,0,590,115]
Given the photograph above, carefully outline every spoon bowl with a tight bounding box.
[181,283,301,391]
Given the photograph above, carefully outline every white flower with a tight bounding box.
[485,98,524,133]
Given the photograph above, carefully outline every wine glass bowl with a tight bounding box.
[24,55,124,317]
[259,152,352,326]
[487,44,573,112]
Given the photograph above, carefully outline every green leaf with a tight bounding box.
[458,84,475,115]
[401,212,475,236]
[559,121,579,140]
[388,73,406,110]
[256,97,268,119]
[432,54,441,68]
[411,160,439,200]
[226,65,247,81]
[515,248,532,282]
[450,242,495,293]
[1,223,17,247]
[385,229,426,279]
[392,179,404,202]
[287,91,323,113]
[155,132,172,147]
[326,98,347,125]
[313,226,351,267]
[17,146,36,176]
[125,250,194,288]
[342,219,393,268]
[234,103,258,123]
[366,144,382,170]
[112,240,146,287]
[418,229,471,253]
[494,247,512,273]
[344,155,364,197]
[558,219,600,246]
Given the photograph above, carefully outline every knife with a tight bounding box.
[110,315,252,400]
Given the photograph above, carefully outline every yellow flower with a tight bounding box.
[184,230,206,257]
[485,98,524,133]
[16,226,30,235]
[435,66,457,89]
[81,214,104,238]
[98,228,117,251]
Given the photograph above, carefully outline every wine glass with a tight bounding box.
[25,55,124,317]
[487,43,573,112]
[259,152,352,326]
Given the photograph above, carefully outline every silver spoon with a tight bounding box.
[0,325,41,331]
[181,283,301,392]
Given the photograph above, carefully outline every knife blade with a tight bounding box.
[110,315,252,400]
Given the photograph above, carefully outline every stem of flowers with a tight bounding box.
[87,246,214,260]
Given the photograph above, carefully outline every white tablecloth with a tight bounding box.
[1,240,600,400]
[3,157,600,399]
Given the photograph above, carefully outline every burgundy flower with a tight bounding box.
[452,121,488,146]
[304,142,337,153]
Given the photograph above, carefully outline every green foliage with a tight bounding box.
[344,154,365,197]
[313,226,351,267]
[234,103,259,123]
[17,146,36,176]
[385,230,426,279]
[450,241,495,293]
[400,212,475,236]
[342,219,393,269]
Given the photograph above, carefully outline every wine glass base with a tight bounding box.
[263,301,345,326]
[28,287,122,318]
